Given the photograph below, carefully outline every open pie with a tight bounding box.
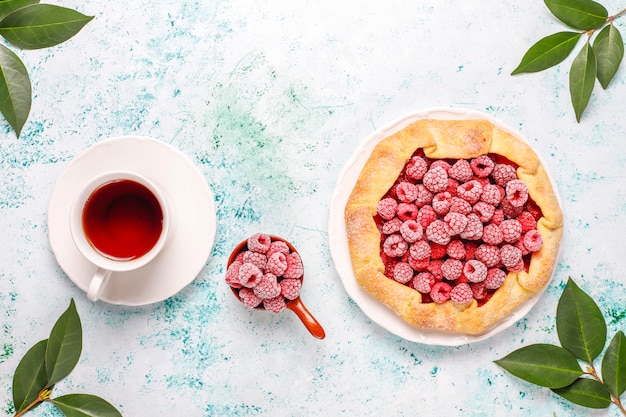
[344,117,562,334]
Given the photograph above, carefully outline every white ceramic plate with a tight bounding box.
[48,136,217,306]
[328,107,561,345]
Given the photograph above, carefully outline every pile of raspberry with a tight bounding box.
[376,152,544,306]
[225,233,304,313]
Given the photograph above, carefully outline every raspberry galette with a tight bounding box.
[344,117,563,334]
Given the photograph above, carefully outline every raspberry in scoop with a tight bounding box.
[226,234,325,339]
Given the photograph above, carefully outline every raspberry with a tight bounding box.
[396,182,418,203]
[280,278,302,300]
[225,261,243,288]
[441,259,463,280]
[517,211,537,233]
[417,205,437,228]
[449,197,472,215]
[460,213,483,240]
[506,179,529,208]
[463,259,487,283]
[263,296,286,313]
[377,197,398,220]
[234,251,245,264]
[430,160,451,173]
[406,156,428,180]
[408,256,430,271]
[485,268,507,289]
[430,282,452,303]
[425,220,451,245]
[509,258,525,272]
[414,184,434,207]
[239,288,262,308]
[427,259,444,281]
[253,273,282,299]
[464,241,478,261]
[400,219,423,243]
[500,245,522,269]
[432,192,452,215]
[446,178,459,196]
[247,233,272,253]
[393,262,414,284]
[266,240,290,258]
[444,212,468,236]
[450,282,473,304]
[492,163,517,187]
[500,219,522,243]
[423,166,449,193]
[243,251,267,270]
[397,203,419,221]
[449,159,473,182]
[470,155,495,177]
[501,198,523,219]
[525,202,543,220]
[429,242,448,260]
[523,229,543,252]
[455,274,470,285]
[515,239,530,256]
[457,180,483,204]
[473,201,495,223]
[491,209,505,225]
[413,272,435,293]
[283,253,304,279]
[470,282,487,300]
[238,263,263,288]
[481,223,503,246]
[409,240,431,260]
[481,183,504,206]
[382,218,403,235]
[474,244,501,268]
[446,240,466,260]
[266,252,288,276]
[480,176,494,186]
[383,234,409,257]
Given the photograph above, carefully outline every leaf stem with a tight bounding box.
[607,8,626,24]
[586,8,626,39]
[13,388,52,417]
[586,363,626,416]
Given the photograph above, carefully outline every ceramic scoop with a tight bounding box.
[226,234,325,339]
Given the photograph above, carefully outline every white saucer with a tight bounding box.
[48,136,217,306]
[328,107,561,345]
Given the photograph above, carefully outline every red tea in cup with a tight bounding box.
[82,179,164,260]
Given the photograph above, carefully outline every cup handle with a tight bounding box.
[87,267,112,301]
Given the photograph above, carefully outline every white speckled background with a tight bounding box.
[1,1,625,416]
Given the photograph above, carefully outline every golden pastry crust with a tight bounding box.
[344,118,563,335]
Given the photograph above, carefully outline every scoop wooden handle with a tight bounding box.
[287,298,326,339]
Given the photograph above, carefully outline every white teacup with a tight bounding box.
[69,171,170,301]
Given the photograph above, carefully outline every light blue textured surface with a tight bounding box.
[1,1,626,416]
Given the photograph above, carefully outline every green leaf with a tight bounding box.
[51,394,123,417]
[45,299,82,387]
[0,43,31,137]
[544,0,608,30]
[0,4,93,50]
[592,24,624,89]
[552,378,612,408]
[556,278,606,361]
[602,330,626,397]
[12,339,48,413]
[511,31,581,74]
[494,344,583,388]
[0,0,39,20]
[569,42,597,122]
